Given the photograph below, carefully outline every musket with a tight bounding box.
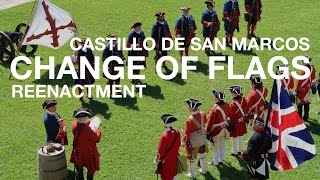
[156,25,161,61]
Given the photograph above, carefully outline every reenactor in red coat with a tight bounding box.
[244,0,263,39]
[70,108,101,180]
[207,90,232,166]
[182,99,207,178]
[223,0,240,45]
[228,86,248,156]
[151,12,173,71]
[154,114,181,180]
[276,64,295,103]
[175,7,197,60]
[296,56,317,121]
[246,75,268,125]
[202,0,220,56]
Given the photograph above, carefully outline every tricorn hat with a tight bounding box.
[42,100,57,109]
[250,74,262,84]
[73,108,92,118]
[155,11,166,17]
[131,22,142,29]
[186,98,202,109]
[180,6,191,11]
[229,85,242,95]
[204,0,215,6]
[212,89,225,101]
[161,114,177,124]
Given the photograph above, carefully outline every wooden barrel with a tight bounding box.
[38,143,67,180]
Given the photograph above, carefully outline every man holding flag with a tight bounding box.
[241,116,272,180]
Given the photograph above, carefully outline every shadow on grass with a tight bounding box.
[192,60,209,76]
[81,98,112,120]
[203,171,218,180]
[33,64,74,86]
[159,68,186,86]
[216,161,249,180]
[306,118,320,136]
[143,83,164,100]
[234,47,257,56]
[111,96,139,111]
[67,169,77,180]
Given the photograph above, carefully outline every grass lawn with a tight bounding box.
[0,0,319,179]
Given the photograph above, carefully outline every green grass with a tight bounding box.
[0,0,319,179]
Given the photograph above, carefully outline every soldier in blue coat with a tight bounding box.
[42,100,68,145]
[102,34,125,94]
[202,0,220,56]
[127,22,148,85]
[73,38,96,100]
[241,117,272,180]
[175,7,197,61]
[223,0,240,45]
[244,0,263,39]
[151,12,173,71]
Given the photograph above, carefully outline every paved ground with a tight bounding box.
[0,0,34,10]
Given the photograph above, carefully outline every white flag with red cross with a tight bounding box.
[22,0,76,49]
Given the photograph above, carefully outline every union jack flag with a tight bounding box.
[266,80,316,171]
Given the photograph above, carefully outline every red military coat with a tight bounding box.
[183,111,207,143]
[155,128,181,180]
[281,76,294,92]
[246,86,268,120]
[229,96,248,137]
[207,102,232,137]
[296,65,316,105]
[70,120,101,174]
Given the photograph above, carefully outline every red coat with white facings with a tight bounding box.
[183,111,207,143]
[155,129,181,180]
[207,102,232,137]
[229,96,248,137]
[246,86,268,119]
[281,76,294,92]
[296,65,316,105]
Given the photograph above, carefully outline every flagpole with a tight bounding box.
[18,0,38,53]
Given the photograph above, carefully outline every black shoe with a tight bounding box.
[230,153,238,157]
[219,162,224,166]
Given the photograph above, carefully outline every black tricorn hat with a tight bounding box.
[42,100,57,109]
[250,74,262,84]
[305,55,312,63]
[73,108,92,118]
[186,98,202,109]
[180,6,191,11]
[155,12,166,17]
[254,117,264,124]
[131,22,142,29]
[229,85,242,95]
[212,89,225,100]
[204,0,215,6]
[161,114,177,124]
[107,34,117,38]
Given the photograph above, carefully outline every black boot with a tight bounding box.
[297,105,303,119]
[303,103,310,121]
[76,166,84,180]
[87,172,94,180]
